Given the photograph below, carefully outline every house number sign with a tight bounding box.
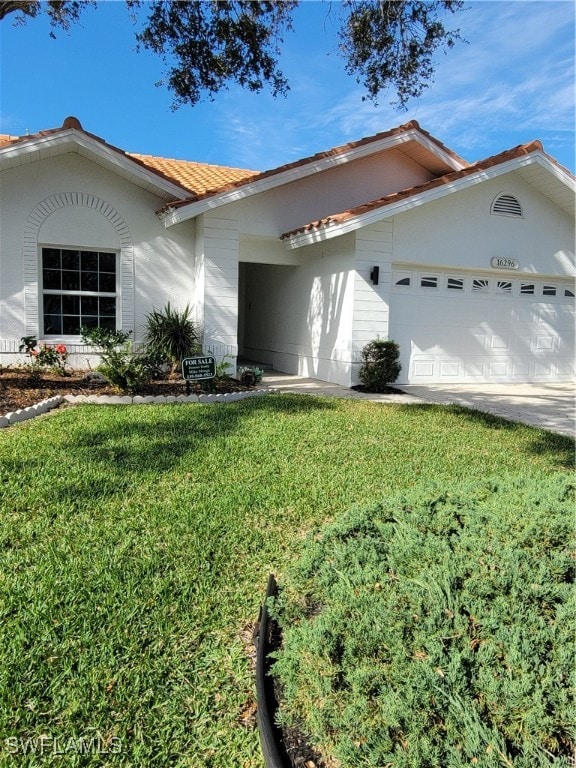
[182,356,216,381]
[490,257,519,270]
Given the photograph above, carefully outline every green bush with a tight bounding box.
[358,338,401,391]
[270,475,575,767]
[144,303,201,374]
[81,326,150,393]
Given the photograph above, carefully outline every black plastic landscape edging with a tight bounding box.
[255,574,291,768]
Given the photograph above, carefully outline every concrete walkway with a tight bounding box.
[261,372,575,437]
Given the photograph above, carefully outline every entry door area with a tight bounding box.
[389,269,575,384]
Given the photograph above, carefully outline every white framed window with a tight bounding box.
[542,285,557,297]
[420,275,438,288]
[564,286,575,298]
[42,247,118,335]
[446,276,464,291]
[520,282,535,295]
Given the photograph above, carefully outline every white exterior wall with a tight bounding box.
[351,221,394,384]
[197,212,240,366]
[392,174,574,276]
[0,153,196,365]
[241,234,356,384]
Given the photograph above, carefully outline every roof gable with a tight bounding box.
[159,120,469,226]
[281,142,576,248]
[0,116,259,203]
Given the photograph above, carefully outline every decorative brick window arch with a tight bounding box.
[23,193,134,337]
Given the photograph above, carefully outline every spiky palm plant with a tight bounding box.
[144,303,201,375]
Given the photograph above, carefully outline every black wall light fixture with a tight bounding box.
[370,266,380,285]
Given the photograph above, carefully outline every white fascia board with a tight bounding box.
[532,152,576,190]
[283,152,573,250]
[160,127,463,228]
[0,130,190,200]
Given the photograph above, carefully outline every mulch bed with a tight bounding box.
[0,368,253,416]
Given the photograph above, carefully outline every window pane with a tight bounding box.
[99,272,116,292]
[81,272,98,291]
[81,251,98,271]
[81,315,99,329]
[81,296,99,315]
[565,288,575,297]
[99,316,116,330]
[62,315,81,335]
[62,270,80,291]
[395,277,410,286]
[520,284,535,295]
[99,252,116,272]
[99,297,116,316]
[43,249,61,269]
[447,278,464,290]
[43,295,62,314]
[44,314,62,334]
[62,295,80,314]
[62,250,80,270]
[543,285,557,296]
[421,277,438,288]
[43,269,61,289]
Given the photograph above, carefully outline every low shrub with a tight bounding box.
[270,475,575,767]
[19,337,69,376]
[237,366,264,387]
[358,338,401,391]
[80,326,150,393]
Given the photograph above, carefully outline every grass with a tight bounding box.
[0,395,573,766]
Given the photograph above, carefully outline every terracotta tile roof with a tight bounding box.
[0,117,259,196]
[127,153,259,197]
[280,140,568,240]
[163,119,469,211]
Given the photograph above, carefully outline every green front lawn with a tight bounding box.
[0,396,573,766]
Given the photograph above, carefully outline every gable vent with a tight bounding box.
[491,193,523,217]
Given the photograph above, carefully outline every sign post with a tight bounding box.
[181,356,216,394]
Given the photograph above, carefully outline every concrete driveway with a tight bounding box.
[399,383,575,437]
[261,373,575,437]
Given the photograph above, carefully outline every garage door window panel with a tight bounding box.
[447,277,464,291]
[496,280,513,295]
[472,279,490,293]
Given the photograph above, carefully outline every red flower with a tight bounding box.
[55,344,67,355]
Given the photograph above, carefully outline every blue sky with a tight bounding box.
[1,0,574,173]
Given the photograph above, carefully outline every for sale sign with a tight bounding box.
[181,356,216,381]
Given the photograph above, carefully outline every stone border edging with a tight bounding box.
[0,389,276,429]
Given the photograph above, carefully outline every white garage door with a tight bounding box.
[389,269,575,384]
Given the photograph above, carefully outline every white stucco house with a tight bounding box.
[1,116,574,385]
